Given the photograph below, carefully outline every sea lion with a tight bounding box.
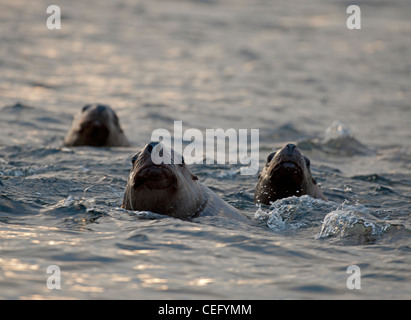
[254,144,327,205]
[122,141,249,222]
[64,104,130,147]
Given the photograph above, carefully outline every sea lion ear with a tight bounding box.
[191,174,198,181]
[312,177,317,185]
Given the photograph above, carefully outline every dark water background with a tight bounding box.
[0,0,410,299]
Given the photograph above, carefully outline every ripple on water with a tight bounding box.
[254,195,338,232]
[254,196,410,246]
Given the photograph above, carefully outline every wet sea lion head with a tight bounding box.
[254,144,326,205]
[122,142,204,219]
[64,104,129,147]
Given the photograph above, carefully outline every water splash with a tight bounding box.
[41,195,94,213]
[298,120,375,156]
[255,196,406,245]
[324,120,352,141]
[315,201,392,245]
[254,195,337,232]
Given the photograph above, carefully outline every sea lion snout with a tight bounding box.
[133,164,176,190]
[279,143,301,158]
[78,120,110,146]
[131,142,178,191]
[272,144,305,173]
[285,143,296,154]
[95,104,107,114]
[81,104,110,118]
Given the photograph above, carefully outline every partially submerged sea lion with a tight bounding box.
[122,141,249,222]
[254,144,327,205]
[64,104,129,147]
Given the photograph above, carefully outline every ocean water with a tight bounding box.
[1,0,411,299]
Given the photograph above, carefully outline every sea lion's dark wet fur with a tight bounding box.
[254,144,327,205]
[122,142,249,223]
[64,104,129,147]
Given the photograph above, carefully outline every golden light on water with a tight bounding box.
[0,258,40,272]
[118,249,155,256]
[188,278,214,287]
[133,264,164,270]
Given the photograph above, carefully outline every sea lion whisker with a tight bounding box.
[126,179,134,211]
[177,169,201,202]
[83,176,107,193]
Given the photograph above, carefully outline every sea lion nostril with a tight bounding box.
[96,105,107,113]
[286,144,296,154]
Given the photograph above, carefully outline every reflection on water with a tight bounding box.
[1,0,411,299]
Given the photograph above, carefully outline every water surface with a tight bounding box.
[1,0,411,299]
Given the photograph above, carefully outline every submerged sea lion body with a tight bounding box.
[255,144,327,205]
[122,142,248,223]
[64,104,129,147]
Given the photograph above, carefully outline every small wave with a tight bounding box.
[315,206,391,245]
[255,196,409,245]
[314,200,411,245]
[297,120,376,156]
[254,195,337,232]
[216,168,238,179]
[0,165,60,178]
[2,102,34,111]
[324,120,352,141]
[41,195,91,211]
[40,195,105,227]
[109,206,168,221]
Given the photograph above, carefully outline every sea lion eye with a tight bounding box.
[304,156,311,169]
[82,104,92,112]
[266,152,275,165]
[131,153,138,165]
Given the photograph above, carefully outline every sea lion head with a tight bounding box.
[64,104,129,147]
[122,142,204,219]
[254,143,326,205]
